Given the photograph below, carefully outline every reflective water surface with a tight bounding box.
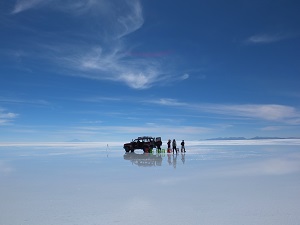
[1,141,300,225]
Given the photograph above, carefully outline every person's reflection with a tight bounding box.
[167,152,185,168]
[167,153,172,166]
[181,152,185,164]
[156,152,163,166]
[172,153,177,169]
[124,151,185,168]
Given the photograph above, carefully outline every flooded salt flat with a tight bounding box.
[0,141,300,225]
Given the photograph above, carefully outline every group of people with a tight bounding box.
[167,139,186,154]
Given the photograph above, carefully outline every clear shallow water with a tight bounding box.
[1,141,300,225]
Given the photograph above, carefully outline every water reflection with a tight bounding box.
[1,144,300,225]
[124,152,186,168]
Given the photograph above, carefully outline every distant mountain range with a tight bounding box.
[206,136,300,140]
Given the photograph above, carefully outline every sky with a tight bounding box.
[0,0,300,142]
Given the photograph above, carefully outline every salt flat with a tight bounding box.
[1,140,300,225]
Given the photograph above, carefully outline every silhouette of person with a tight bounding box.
[172,139,177,154]
[181,140,186,152]
[167,139,171,152]
[157,139,162,151]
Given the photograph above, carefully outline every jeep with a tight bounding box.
[123,136,162,152]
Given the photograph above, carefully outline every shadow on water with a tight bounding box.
[123,152,186,168]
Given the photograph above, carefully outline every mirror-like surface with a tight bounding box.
[1,141,300,225]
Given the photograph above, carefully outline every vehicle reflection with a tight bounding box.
[123,152,163,167]
[123,152,186,168]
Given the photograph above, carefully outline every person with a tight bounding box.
[157,140,162,152]
[167,139,171,153]
[172,139,177,154]
[181,140,186,152]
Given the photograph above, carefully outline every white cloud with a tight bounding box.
[66,45,164,89]
[181,73,189,80]
[204,104,297,120]
[57,0,106,14]
[11,0,45,14]
[10,0,179,90]
[0,109,18,125]
[12,0,171,90]
[58,0,144,37]
[245,33,294,44]
[148,98,187,106]
[79,96,121,103]
[150,100,300,124]
[12,0,41,14]
[11,0,105,14]
[119,72,154,89]
[116,0,144,38]
[0,112,17,119]
[189,104,300,124]
[0,97,50,106]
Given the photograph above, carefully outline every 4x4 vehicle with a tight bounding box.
[123,136,162,152]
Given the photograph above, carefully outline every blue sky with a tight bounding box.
[0,0,300,142]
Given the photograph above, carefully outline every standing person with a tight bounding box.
[167,139,171,153]
[172,139,177,154]
[181,140,186,152]
[156,139,162,152]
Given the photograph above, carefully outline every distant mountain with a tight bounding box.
[250,136,285,140]
[206,137,247,140]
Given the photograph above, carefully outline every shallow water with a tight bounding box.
[1,141,300,225]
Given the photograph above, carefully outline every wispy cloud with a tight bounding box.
[10,0,176,90]
[245,33,295,44]
[11,0,46,14]
[65,46,165,89]
[116,0,144,38]
[197,104,299,122]
[147,98,187,107]
[0,97,49,106]
[0,108,18,125]
[151,99,300,124]
[59,0,166,91]
[11,0,104,15]
[181,73,189,80]
[77,96,122,103]
[55,0,107,15]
